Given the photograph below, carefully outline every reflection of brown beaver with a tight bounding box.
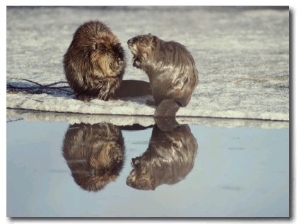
[127,33,199,117]
[62,123,125,192]
[63,21,125,101]
[126,123,198,190]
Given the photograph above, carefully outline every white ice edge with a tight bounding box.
[7,108,289,129]
[6,93,289,122]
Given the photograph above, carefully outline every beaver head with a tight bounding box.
[127,33,156,69]
[90,36,125,78]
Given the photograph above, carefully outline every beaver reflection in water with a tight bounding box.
[126,123,198,190]
[63,21,126,101]
[62,123,124,192]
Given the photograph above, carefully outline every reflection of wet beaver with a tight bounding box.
[126,124,198,190]
[62,123,125,192]
[63,21,125,101]
[127,33,199,117]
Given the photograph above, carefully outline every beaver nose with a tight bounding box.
[128,37,137,45]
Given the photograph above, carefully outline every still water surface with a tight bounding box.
[7,117,289,217]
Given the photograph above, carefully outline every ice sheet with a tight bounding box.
[6,6,289,121]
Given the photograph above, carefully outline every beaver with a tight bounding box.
[62,123,125,192]
[126,123,198,190]
[127,33,199,117]
[63,21,125,101]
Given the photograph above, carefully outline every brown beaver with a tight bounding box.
[62,123,125,192]
[126,123,198,190]
[127,33,199,117]
[63,21,125,101]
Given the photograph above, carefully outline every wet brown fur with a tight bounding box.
[64,21,125,101]
[126,124,198,190]
[62,123,125,192]
[127,34,199,116]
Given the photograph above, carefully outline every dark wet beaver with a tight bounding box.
[127,33,199,117]
[63,21,125,101]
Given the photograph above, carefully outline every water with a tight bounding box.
[6,114,289,217]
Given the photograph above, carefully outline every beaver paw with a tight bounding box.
[154,99,181,117]
[75,94,91,102]
[98,90,109,101]
[133,59,141,68]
